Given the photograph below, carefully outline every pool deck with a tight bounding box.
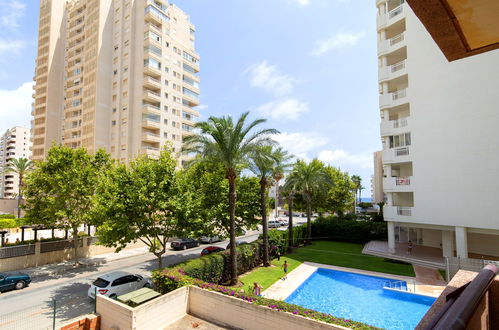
[263,262,446,300]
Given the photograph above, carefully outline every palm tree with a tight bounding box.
[248,145,277,267]
[183,112,277,285]
[351,175,363,212]
[286,159,332,244]
[5,158,33,218]
[282,181,297,252]
[271,148,293,219]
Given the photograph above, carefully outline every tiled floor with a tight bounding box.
[166,315,227,330]
[363,241,445,268]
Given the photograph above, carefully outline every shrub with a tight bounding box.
[152,268,378,330]
[264,225,307,255]
[0,214,15,219]
[311,216,387,244]
[0,218,17,229]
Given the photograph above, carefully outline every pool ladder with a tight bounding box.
[383,280,414,292]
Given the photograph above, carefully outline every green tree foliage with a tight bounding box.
[314,166,356,216]
[182,111,277,285]
[4,157,33,218]
[180,162,261,238]
[23,145,110,264]
[285,159,332,244]
[93,149,200,269]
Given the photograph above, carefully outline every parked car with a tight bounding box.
[277,218,288,226]
[268,220,281,228]
[87,271,150,300]
[201,246,225,256]
[236,228,247,236]
[226,240,248,250]
[199,235,221,244]
[0,272,31,292]
[171,238,200,250]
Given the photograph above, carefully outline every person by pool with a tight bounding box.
[253,282,262,296]
[282,260,288,280]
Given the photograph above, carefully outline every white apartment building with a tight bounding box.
[376,0,499,259]
[0,127,32,199]
[32,0,200,164]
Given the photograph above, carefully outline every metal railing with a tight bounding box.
[397,206,412,216]
[390,33,405,46]
[390,60,405,73]
[392,89,407,100]
[389,4,403,19]
[395,176,411,185]
[0,300,63,330]
[0,244,35,259]
[383,280,413,292]
[395,147,409,156]
[392,117,408,128]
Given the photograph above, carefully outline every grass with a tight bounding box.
[239,241,415,293]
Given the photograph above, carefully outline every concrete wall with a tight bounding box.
[188,286,346,330]
[0,238,146,272]
[97,286,188,330]
[468,232,499,257]
[0,199,22,216]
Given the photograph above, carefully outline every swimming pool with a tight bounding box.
[285,268,435,330]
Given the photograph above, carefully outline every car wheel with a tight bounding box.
[196,242,200,247]
[183,245,187,250]
[15,280,26,290]
[109,294,117,300]
[209,238,212,244]
[143,283,151,288]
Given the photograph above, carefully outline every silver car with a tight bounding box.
[199,235,221,244]
[88,271,151,300]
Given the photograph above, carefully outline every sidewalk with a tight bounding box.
[22,246,150,279]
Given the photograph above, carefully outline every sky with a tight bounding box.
[0,0,381,198]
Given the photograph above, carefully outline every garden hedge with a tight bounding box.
[311,216,387,243]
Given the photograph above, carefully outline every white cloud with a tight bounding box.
[275,132,328,160]
[256,99,309,121]
[0,0,25,30]
[295,0,310,5]
[318,149,372,169]
[247,61,296,96]
[311,32,364,56]
[0,82,34,132]
[0,38,25,55]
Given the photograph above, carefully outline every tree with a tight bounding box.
[4,158,33,218]
[183,112,277,285]
[314,166,356,216]
[93,149,201,269]
[23,145,110,264]
[282,181,297,252]
[271,147,293,218]
[351,175,363,212]
[248,145,278,267]
[286,159,332,244]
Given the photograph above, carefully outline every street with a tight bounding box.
[0,233,259,330]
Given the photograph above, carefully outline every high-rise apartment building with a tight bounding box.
[376,0,499,258]
[32,0,200,163]
[0,127,32,199]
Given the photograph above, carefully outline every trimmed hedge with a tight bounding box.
[311,216,387,244]
[152,268,379,330]
[265,225,307,255]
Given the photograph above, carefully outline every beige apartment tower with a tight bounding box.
[32,0,200,162]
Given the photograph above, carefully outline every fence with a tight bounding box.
[0,244,35,259]
[0,301,62,330]
[446,256,499,282]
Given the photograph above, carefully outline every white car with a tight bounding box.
[268,220,281,228]
[87,271,151,300]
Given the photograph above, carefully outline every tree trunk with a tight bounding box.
[156,253,163,269]
[73,226,80,265]
[275,179,280,218]
[306,195,312,245]
[287,195,294,253]
[17,176,22,219]
[228,174,238,285]
[260,178,269,267]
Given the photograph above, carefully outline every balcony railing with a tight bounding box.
[395,176,411,185]
[389,4,403,19]
[390,60,405,73]
[390,33,405,46]
[392,118,408,128]
[395,147,409,156]
[397,206,412,216]
[392,89,406,100]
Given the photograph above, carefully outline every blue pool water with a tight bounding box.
[285,268,435,330]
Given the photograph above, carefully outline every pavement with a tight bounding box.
[0,232,260,330]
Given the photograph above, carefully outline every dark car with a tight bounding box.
[201,246,225,256]
[0,272,31,292]
[226,240,248,250]
[171,238,200,250]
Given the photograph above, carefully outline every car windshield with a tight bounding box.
[92,278,110,288]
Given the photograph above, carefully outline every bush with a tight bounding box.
[0,214,15,219]
[264,225,307,255]
[311,216,387,244]
[0,218,17,229]
[152,268,377,330]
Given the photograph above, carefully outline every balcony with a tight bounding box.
[380,117,409,136]
[143,89,161,103]
[142,132,161,143]
[382,146,411,164]
[384,205,413,222]
[383,176,412,192]
[378,32,406,55]
[145,22,162,35]
[379,60,407,82]
[145,5,170,25]
[142,116,161,129]
[140,146,160,158]
[143,75,161,90]
[376,3,405,29]
[143,63,161,78]
[379,88,409,109]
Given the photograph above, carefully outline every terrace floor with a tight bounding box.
[363,240,446,269]
[166,314,227,330]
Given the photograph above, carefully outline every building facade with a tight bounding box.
[376,0,499,258]
[32,0,200,163]
[371,150,384,204]
[0,127,32,199]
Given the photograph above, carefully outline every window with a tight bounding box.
[164,119,168,125]
[389,133,411,148]
[163,132,168,138]
[113,108,117,113]
[112,120,116,126]
[114,45,118,51]
[164,105,168,111]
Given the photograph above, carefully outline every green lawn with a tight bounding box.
[238,241,415,293]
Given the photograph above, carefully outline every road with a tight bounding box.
[0,233,260,330]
